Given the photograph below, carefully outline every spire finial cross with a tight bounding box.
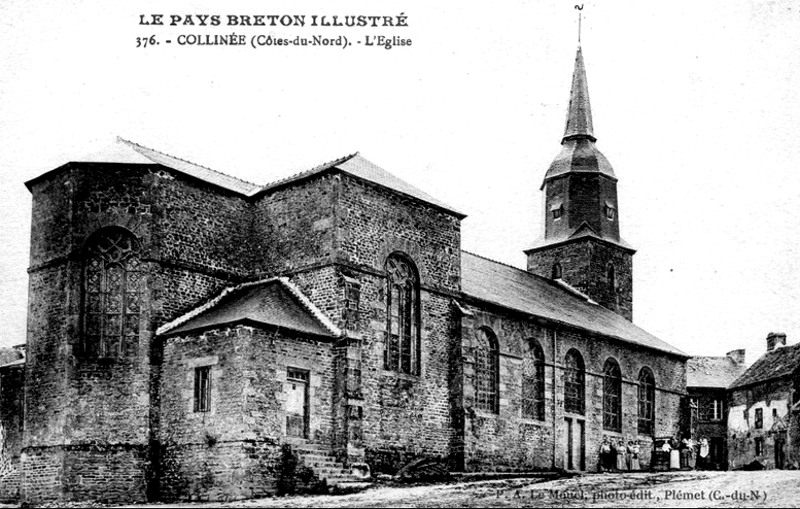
[575,4,584,45]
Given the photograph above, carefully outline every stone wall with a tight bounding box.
[455,300,684,472]
[0,364,24,502]
[251,175,337,276]
[159,325,335,501]
[328,173,462,473]
[527,239,633,321]
[23,163,253,503]
[335,174,461,294]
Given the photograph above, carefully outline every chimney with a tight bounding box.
[766,332,786,352]
[726,349,745,364]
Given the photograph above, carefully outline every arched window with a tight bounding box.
[522,339,545,420]
[552,262,562,279]
[603,358,622,432]
[82,228,141,359]
[474,327,499,413]
[384,254,420,375]
[563,349,585,415]
[638,367,656,435]
[607,264,616,293]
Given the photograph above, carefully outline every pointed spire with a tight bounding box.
[562,47,596,143]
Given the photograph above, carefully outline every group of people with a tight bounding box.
[661,436,711,470]
[598,437,641,472]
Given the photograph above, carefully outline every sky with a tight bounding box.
[1,0,799,361]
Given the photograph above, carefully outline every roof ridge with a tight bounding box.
[155,277,280,335]
[117,137,259,188]
[257,151,359,193]
[276,277,342,337]
[553,278,597,304]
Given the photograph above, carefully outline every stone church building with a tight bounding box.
[1,47,688,503]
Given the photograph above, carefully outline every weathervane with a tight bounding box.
[575,4,584,44]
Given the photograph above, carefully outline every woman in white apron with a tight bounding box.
[669,438,681,470]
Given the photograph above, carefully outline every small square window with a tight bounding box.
[552,206,563,220]
[194,366,211,413]
[605,205,615,220]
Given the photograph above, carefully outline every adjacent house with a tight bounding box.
[727,333,800,470]
[686,349,747,469]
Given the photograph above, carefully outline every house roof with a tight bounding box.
[157,278,341,338]
[687,356,747,388]
[729,342,800,389]
[460,251,687,357]
[30,138,464,218]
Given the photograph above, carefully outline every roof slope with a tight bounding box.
[460,252,686,357]
[527,222,635,253]
[159,278,341,338]
[687,356,747,388]
[39,138,463,217]
[729,343,800,389]
[544,138,616,182]
[563,47,595,141]
[118,138,260,195]
[258,153,464,217]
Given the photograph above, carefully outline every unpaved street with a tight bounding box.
[113,470,800,508]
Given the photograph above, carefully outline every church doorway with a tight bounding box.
[564,417,585,470]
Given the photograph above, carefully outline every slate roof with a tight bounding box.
[158,278,341,338]
[117,138,261,195]
[256,152,465,217]
[31,138,463,218]
[526,221,635,253]
[729,342,800,389]
[544,138,616,183]
[460,251,687,357]
[563,47,595,142]
[687,356,747,389]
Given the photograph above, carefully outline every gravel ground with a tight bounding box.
[4,470,799,508]
[206,470,798,508]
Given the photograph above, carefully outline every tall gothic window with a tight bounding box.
[83,228,142,359]
[603,358,622,432]
[474,327,499,413]
[522,339,545,420]
[384,254,420,375]
[638,367,656,435]
[563,349,585,415]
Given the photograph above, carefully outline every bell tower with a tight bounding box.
[526,46,635,320]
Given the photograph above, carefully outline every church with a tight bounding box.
[1,46,688,503]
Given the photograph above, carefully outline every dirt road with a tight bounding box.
[191,470,799,508]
